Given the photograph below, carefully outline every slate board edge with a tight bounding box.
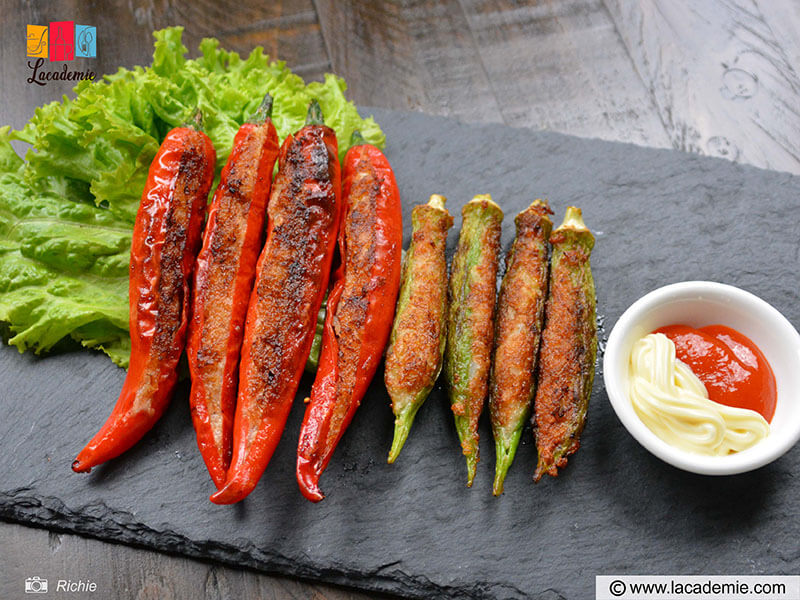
[1,491,507,600]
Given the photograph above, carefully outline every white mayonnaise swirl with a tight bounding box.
[628,333,769,456]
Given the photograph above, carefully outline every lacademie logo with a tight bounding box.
[26,21,97,86]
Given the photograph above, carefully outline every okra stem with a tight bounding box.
[428,193,446,211]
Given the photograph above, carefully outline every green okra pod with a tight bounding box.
[489,199,553,495]
[445,194,503,486]
[385,194,454,463]
[533,206,597,482]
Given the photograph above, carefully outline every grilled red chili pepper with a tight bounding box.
[72,114,216,473]
[210,101,341,504]
[296,131,403,502]
[187,96,280,489]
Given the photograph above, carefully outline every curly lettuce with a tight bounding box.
[0,27,384,367]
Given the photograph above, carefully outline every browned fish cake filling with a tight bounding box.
[193,125,273,440]
[384,203,452,404]
[534,234,595,480]
[136,135,210,407]
[490,204,552,431]
[242,128,337,428]
[327,154,381,445]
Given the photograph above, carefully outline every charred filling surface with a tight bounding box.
[384,206,452,405]
[533,242,595,477]
[195,127,268,417]
[327,154,381,445]
[244,130,336,419]
[134,138,209,409]
[490,209,551,433]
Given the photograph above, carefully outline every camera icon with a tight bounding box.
[24,576,48,594]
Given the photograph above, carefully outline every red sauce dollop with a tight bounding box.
[654,324,776,422]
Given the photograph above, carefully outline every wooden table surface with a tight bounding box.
[2,1,799,598]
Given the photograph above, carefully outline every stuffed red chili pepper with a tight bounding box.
[72,113,216,473]
[187,95,280,489]
[210,101,341,505]
[296,131,403,502]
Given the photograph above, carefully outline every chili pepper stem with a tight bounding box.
[305,99,324,125]
[183,108,204,131]
[248,93,273,124]
[350,129,366,146]
[304,303,326,373]
[492,430,522,496]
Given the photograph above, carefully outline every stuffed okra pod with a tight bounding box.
[385,194,454,463]
[489,199,553,495]
[533,206,596,481]
[445,194,503,486]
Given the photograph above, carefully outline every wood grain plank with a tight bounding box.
[459,0,672,147]
[758,1,800,79]
[1,0,330,132]
[604,0,800,173]
[314,0,504,123]
[130,0,331,81]
[0,522,388,600]
[219,10,331,81]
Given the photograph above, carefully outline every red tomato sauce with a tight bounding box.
[654,324,776,422]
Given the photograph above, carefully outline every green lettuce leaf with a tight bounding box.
[0,27,385,368]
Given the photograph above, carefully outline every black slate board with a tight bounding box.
[1,108,799,600]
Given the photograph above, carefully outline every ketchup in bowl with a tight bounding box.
[655,324,776,423]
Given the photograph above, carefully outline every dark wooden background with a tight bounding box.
[1,1,799,598]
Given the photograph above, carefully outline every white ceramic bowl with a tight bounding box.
[603,281,800,475]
